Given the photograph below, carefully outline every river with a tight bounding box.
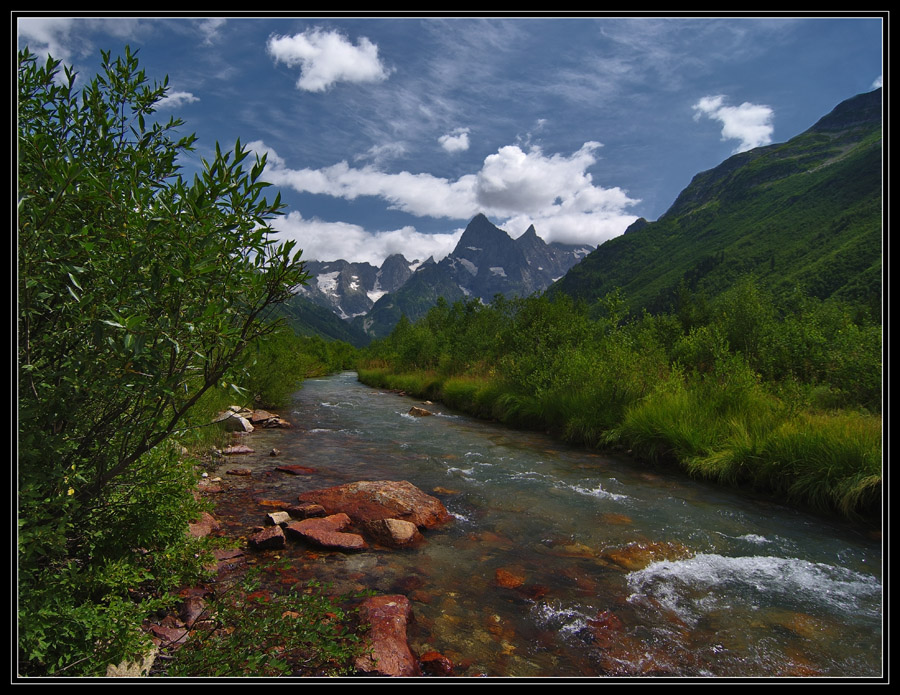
[207,371,883,678]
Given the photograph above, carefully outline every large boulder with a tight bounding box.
[354,595,419,677]
[297,480,452,530]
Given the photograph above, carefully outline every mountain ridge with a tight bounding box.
[550,88,882,318]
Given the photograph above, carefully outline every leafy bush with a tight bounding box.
[17,46,308,675]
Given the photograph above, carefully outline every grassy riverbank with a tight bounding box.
[357,366,881,524]
[358,285,882,525]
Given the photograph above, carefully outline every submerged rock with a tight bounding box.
[600,540,694,572]
[419,650,454,676]
[297,480,452,529]
[274,464,317,475]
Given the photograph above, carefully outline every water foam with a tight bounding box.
[627,553,882,624]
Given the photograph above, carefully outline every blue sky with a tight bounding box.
[17,14,884,266]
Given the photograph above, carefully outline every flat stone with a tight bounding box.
[286,502,326,519]
[284,514,367,552]
[266,511,291,526]
[223,444,255,455]
[187,512,219,538]
[355,595,419,677]
[249,409,278,423]
[226,468,252,476]
[275,464,317,475]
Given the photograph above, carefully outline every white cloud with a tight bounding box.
[872,75,883,89]
[267,28,391,92]
[17,17,80,62]
[693,94,774,153]
[197,18,227,45]
[250,139,640,259]
[248,140,478,219]
[155,90,199,110]
[274,211,463,266]
[439,127,470,153]
[354,142,407,166]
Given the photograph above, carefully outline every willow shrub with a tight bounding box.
[18,47,308,675]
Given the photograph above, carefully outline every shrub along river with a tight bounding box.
[208,371,882,678]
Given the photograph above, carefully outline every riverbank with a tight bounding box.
[356,366,882,527]
[179,372,882,677]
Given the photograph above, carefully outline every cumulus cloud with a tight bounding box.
[267,28,391,92]
[155,90,199,110]
[693,94,774,153]
[250,138,640,257]
[439,127,470,153]
[275,211,463,266]
[873,75,883,89]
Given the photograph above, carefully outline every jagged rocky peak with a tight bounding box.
[454,213,519,258]
[377,253,415,293]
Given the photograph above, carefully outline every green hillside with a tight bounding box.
[552,89,882,319]
[274,292,371,347]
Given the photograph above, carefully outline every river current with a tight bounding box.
[208,371,883,678]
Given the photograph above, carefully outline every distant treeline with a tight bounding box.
[358,278,882,523]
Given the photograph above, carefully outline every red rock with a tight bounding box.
[144,620,189,647]
[187,512,220,538]
[588,610,625,648]
[275,464,318,475]
[601,541,694,572]
[355,595,419,677]
[494,568,526,589]
[297,480,452,529]
[284,514,367,552]
[249,409,277,423]
[179,596,207,627]
[419,650,454,676]
[248,525,285,550]
[286,502,326,519]
[257,499,290,508]
[518,584,549,600]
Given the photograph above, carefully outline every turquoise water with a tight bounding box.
[210,372,883,677]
